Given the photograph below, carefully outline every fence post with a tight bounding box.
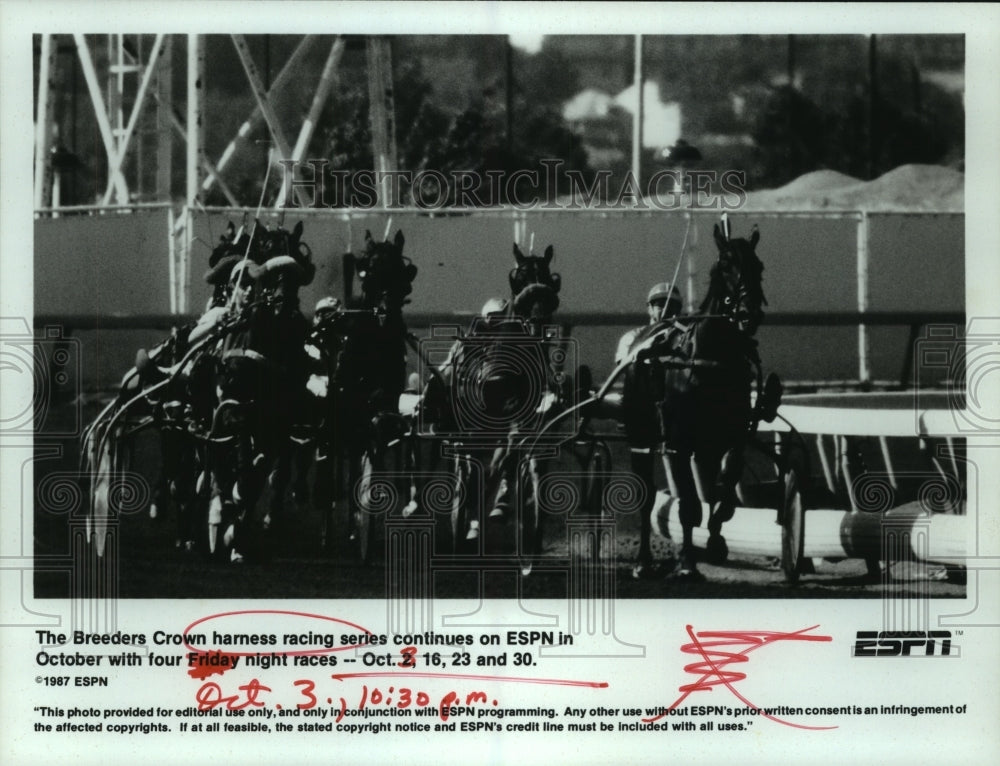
[167,205,177,314]
[857,211,871,385]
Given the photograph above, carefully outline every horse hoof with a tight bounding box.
[632,562,665,580]
[520,561,533,577]
[149,504,158,520]
[402,500,418,518]
[261,514,271,531]
[705,533,729,564]
[488,507,505,520]
[465,522,480,541]
[230,548,245,564]
[672,564,706,583]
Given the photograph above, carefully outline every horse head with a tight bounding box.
[348,230,417,318]
[205,221,251,308]
[509,243,561,330]
[249,221,315,315]
[704,222,766,336]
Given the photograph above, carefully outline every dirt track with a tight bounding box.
[33,398,964,601]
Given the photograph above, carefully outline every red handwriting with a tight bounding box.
[330,672,608,722]
[195,678,272,711]
[180,611,609,721]
[644,625,835,730]
[179,610,378,678]
[193,671,608,723]
[332,684,488,722]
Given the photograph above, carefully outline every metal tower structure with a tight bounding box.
[34,34,397,313]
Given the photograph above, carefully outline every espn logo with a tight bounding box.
[853,631,953,657]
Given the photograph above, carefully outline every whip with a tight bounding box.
[659,213,692,322]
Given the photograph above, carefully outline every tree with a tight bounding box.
[319,47,592,207]
[750,85,828,188]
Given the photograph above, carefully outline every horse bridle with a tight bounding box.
[714,250,766,330]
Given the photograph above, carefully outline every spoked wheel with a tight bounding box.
[79,419,126,597]
[780,458,806,584]
[89,421,126,560]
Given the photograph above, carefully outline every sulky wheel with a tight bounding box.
[87,420,128,561]
[779,456,806,584]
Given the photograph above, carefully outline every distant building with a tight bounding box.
[563,80,682,169]
[612,80,682,150]
[563,88,614,121]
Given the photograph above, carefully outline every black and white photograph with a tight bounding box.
[3,3,999,765]
[27,26,972,599]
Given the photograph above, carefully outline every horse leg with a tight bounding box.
[480,443,515,554]
[345,446,361,543]
[461,450,489,546]
[451,453,472,550]
[206,462,231,560]
[662,450,704,580]
[487,443,512,521]
[172,436,198,551]
[291,439,312,507]
[227,432,267,563]
[265,438,292,531]
[401,433,421,517]
[150,441,171,523]
[630,448,659,578]
[314,440,336,553]
[702,446,743,564]
[518,453,547,575]
[158,429,195,550]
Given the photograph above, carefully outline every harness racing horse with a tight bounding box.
[89,221,255,553]
[316,229,417,560]
[621,221,780,580]
[428,243,563,569]
[206,221,313,562]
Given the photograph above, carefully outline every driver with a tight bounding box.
[615,282,683,580]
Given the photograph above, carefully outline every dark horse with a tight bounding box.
[312,229,416,559]
[621,221,779,580]
[207,220,313,561]
[425,243,563,566]
[129,220,256,550]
